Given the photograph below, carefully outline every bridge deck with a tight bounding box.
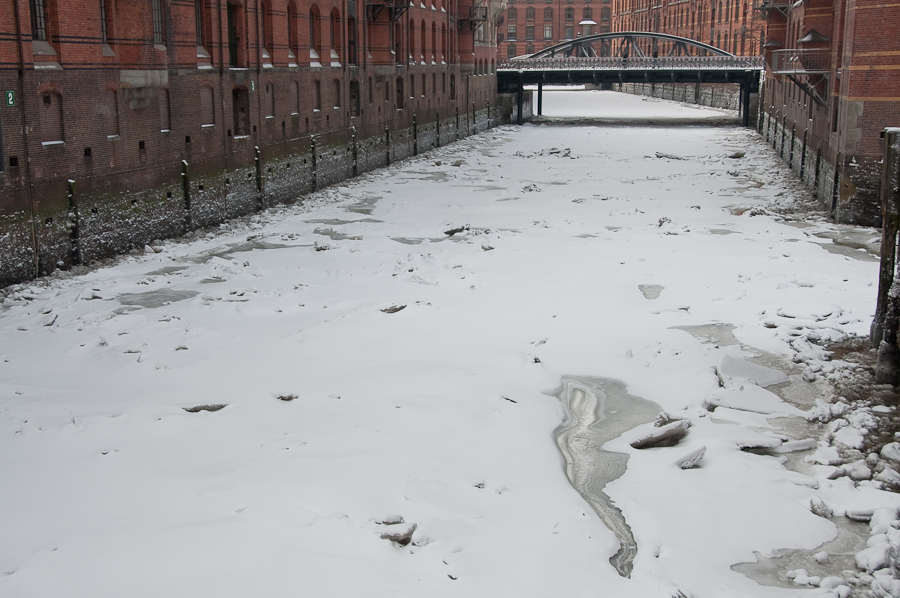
[498,56,764,91]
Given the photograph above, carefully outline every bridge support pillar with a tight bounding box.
[538,83,543,115]
[516,71,525,126]
[741,81,751,128]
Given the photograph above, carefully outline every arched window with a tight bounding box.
[420,19,426,61]
[525,7,534,20]
[544,7,552,21]
[394,22,403,63]
[449,73,455,99]
[330,8,341,62]
[601,6,610,20]
[407,19,414,60]
[431,22,437,62]
[287,1,298,61]
[507,7,517,20]
[583,7,592,20]
[565,7,574,20]
[194,0,206,47]
[333,79,341,108]
[347,16,357,64]
[261,1,273,53]
[309,5,322,65]
[441,23,447,61]
[227,1,245,67]
[396,76,404,108]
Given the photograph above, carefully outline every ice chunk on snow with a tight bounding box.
[833,426,865,449]
[674,446,706,469]
[881,442,900,463]
[855,544,897,572]
[717,354,788,388]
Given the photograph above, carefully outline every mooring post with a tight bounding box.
[538,82,543,116]
[351,126,358,177]
[873,128,900,354]
[311,137,318,190]
[181,160,193,233]
[254,146,265,210]
[67,179,83,266]
[487,99,491,128]
[413,114,418,156]
[435,110,441,147]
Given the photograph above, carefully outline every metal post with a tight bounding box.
[413,114,418,156]
[384,126,390,165]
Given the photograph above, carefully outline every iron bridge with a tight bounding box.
[497,32,764,127]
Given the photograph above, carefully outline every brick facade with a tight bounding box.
[759,0,900,225]
[500,0,765,59]
[0,0,507,285]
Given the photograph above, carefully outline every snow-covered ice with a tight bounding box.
[1,90,897,597]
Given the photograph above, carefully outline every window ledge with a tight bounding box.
[107,135,120,140]
[265,115,275,119]
[41,140,65,147]
[160,129,171,133]
[201,124,215,128]
[153,44,167,51]
[233,135,251,140]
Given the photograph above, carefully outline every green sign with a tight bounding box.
[5,90,14,107]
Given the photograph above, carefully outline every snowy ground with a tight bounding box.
[2,90,897,598]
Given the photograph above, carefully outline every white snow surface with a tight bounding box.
[1,91,895,597]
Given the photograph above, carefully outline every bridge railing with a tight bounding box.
[498,55,765,71]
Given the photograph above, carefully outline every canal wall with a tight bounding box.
[0,94,531,288]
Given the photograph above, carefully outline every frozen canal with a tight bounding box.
[1,90,896,598]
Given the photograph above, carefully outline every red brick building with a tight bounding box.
[759,0,900,224]
[0,0,507,284]
[501,0,765,58]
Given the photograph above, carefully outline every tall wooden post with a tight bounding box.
[874,128,900,384]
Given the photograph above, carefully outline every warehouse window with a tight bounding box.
[30,0,48,41]
[152,0,164,45]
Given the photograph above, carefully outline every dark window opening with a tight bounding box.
[30,0,48,41]
[100,0,109,43]
[84,147,92,157]
[9,157,19,167]
[138,140,146,150]
[151,0,164,45]
[194,0,205,45]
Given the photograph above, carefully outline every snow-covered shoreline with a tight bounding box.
[1,90,897,597]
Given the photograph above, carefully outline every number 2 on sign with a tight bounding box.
[5,91,14,107]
